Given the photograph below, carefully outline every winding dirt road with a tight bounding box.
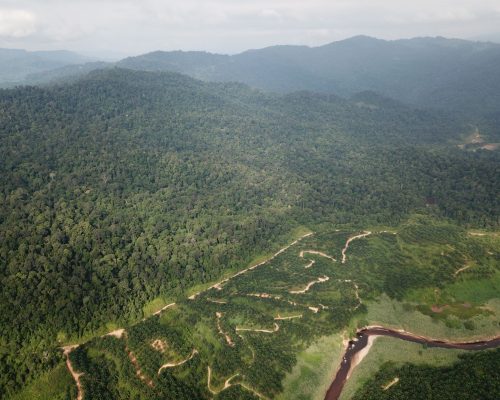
[454,264,472,276]
[63,345,84,400]
[207,366,268,399]
[216,312,235,347]
[382,376,399,391]
[189,232,313,300]
[153,302,176,316]
[207,366,240,394]
[127,346,154,387]
[290,275,330,294]
[207,298,227,304]
[341,231,372,264]
[274,314,303,320]
[236,322,280,333]
[158,349,198,375]
[299,250,337,268]
[340,280,362,310]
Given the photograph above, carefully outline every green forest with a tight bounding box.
[0,68,499,399]
[352,349,500,400]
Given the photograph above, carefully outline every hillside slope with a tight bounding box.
[117,37,500,118]
[23,37,500,133]
[0,68,498,397]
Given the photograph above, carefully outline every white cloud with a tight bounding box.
[411,8,476,24]
[1,1,500,54]
[0,9,37,37]
[260,9,280,19]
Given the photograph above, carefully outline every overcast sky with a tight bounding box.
[1,0,500,58]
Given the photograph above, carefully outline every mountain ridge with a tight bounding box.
[0,48,95,85]
[12,36,499,127]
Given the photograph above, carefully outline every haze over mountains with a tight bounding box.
[0,48,93,85]
[119,36,500,114]
[3,36,500,121]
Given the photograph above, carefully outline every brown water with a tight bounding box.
[324,327,500,400]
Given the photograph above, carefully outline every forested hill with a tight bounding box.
[0,68,498,397]
[20,37,500,136]
[117,36,500,119]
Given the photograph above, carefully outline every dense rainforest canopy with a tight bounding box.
[0,68,498,398]
[14,36,500,129]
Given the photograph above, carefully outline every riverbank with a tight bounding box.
[339,336,467,400]
[325,327,500,400]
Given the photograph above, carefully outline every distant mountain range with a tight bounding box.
[3,36,500,119]
[470,32,500,43]
[117,36,500,117]
[0,48,94,85]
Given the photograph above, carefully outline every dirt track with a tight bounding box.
[207,366,268,399]
[290,276,330,294]
[341,231,372,263]
[63,345,84,400]
[216,312,235,346]
[105,328,125,339]
[158,349,198,375]
[274,314,302,320]
[454,264,472,276]
[153,302,176,315]
[236,322,280,333]
[189,232,313,300]
[299,250,337,267]
[382,377,399,391]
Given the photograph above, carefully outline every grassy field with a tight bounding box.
[406,270,500,306]
[277,333,345,400]
[11,364,75,400]
[142,297,177,318]
[363,294,499,341]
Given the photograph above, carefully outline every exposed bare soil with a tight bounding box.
[62,345,84,400]
[341,231,372,264]
[158,349,198,375]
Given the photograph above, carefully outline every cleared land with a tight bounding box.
[21,217,498,400]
